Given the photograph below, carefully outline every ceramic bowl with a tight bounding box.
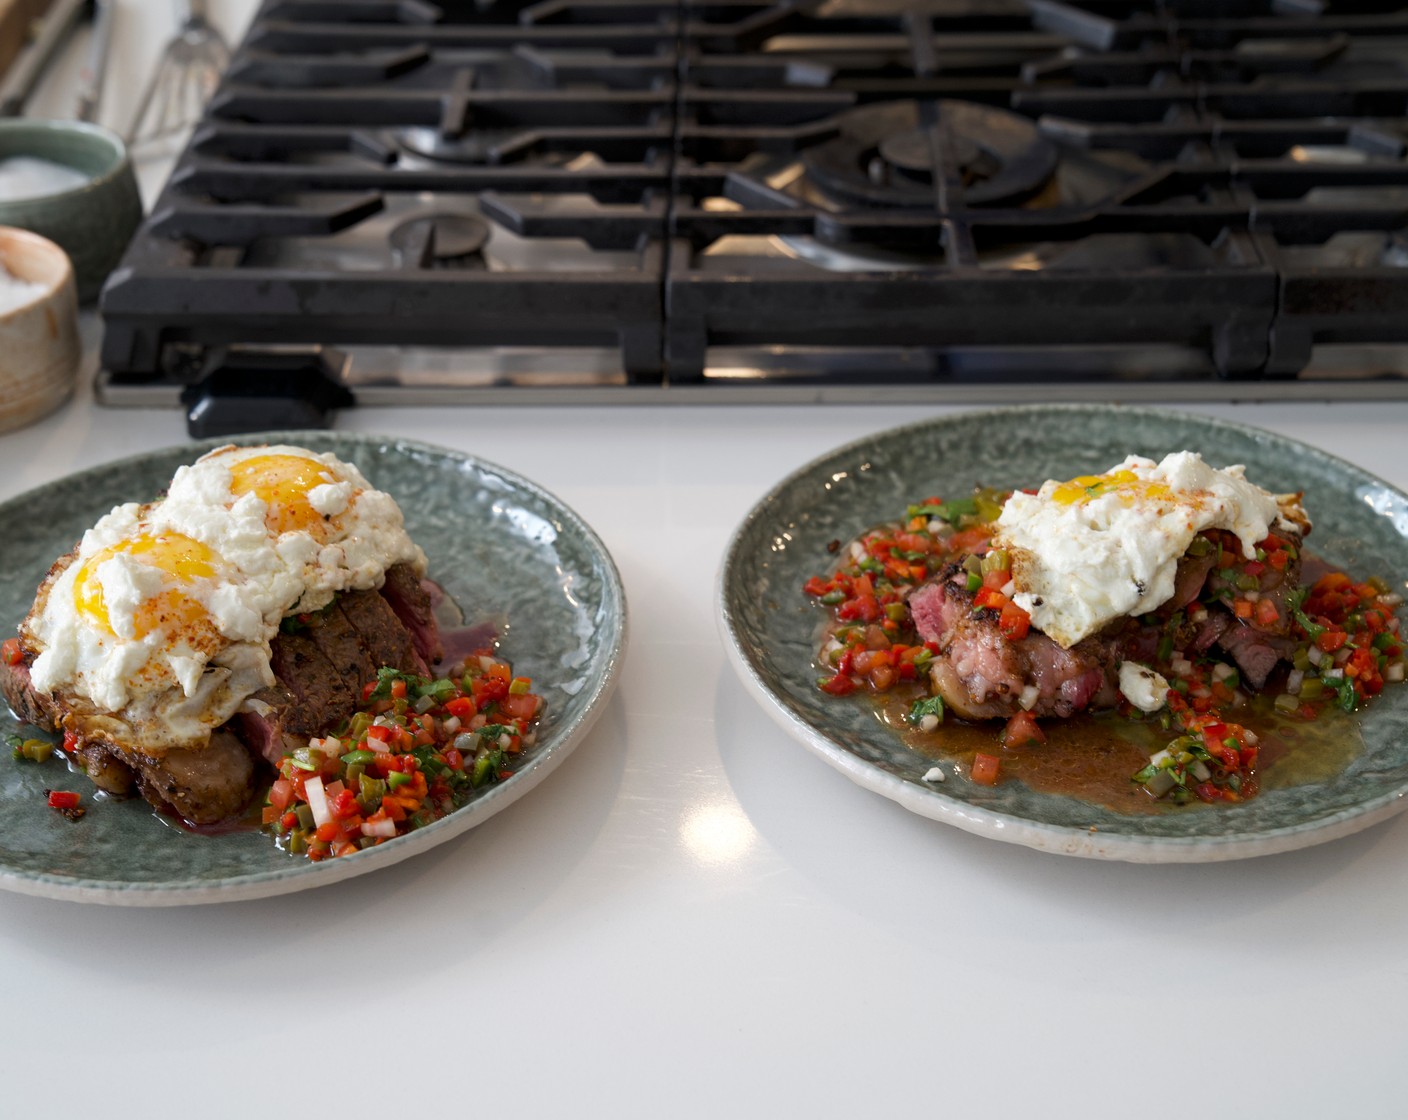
[0,120,142,303]
[0,226,80,432]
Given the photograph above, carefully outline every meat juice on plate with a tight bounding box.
[804,454,1404,811]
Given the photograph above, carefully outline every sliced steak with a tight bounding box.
[337,591,426,677]
[380,563,443,665]
[912,566,1120,720]
[304,600,379,694]
[1216,624,1297,690]
[1,658,56,731]
[269,632,353,736]
[129,730,256,826]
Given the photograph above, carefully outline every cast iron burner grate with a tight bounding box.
[98,0,1408,431]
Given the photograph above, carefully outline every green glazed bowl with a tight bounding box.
[0,119,142,303]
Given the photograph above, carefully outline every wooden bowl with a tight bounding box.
[0,226,80,432]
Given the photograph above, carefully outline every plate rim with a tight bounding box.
[717,403,1408,863]
[0,430,628,904]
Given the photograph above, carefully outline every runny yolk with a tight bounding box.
[73,532,219,639]
[228,453,337,537]
[1051,469,1179,507]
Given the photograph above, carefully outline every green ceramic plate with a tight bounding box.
[719,405,1408,862]
[0,433,626,903]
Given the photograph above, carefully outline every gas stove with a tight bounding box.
[98,0,1408,431]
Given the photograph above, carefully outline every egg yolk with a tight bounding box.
[1051,469,1178,507]
[228,454,338,538]
[74,532,219,639]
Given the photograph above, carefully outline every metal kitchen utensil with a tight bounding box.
[0,0,86,117]
[72,0,109,122]
[125,0,227,151]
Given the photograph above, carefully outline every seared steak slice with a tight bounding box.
[129,730,256,826]
[1216,624,1297,690]
[241,590,432,766]
[337,591,426,677]
[2,658,56,731]
[304,600,378,693]
[269,632,355,736]
[380,563,443,665]
[911,567,1119,720]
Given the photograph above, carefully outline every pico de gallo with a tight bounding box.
[264,654,544,861]
[805,488,1405,806]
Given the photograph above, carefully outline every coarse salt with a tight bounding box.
[0,261,46,315]
[0,156,89,201]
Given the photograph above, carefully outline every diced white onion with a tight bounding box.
[919,714,940,733]
[1018,684,1040,711]
[304,775,332,828]
[1245,590,1260,602]
[361,818,397,838]
[322,736,342,754]
[443,716,461,735]
[1212,662,1235,682]
[1324,667,1344,680]
[1171,657,1193,677]
[1308,646,1324,666]
[1001,580,1015,598]
[1387,663,1405,682]
[1242,729,1259,746]
[1189,607,1208,623]
[1190,761,1212,782]
[1286,669,1304,694]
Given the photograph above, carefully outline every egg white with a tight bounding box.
[994,452,1300,649]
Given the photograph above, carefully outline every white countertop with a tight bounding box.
[7,4,1408,1117]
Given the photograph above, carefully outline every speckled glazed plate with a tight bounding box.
[719,405,1408,862]
[0,433,626,903]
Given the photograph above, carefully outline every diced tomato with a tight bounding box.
[1243,560,1266,578]
[803,576,832,597]
[1253,598,1279,627]
[470,674,510,705]
[444,696,477,719]
[1,638,22,666]
[820,673,857,697]
[1232,599,1254,620]
[390,678,408,699]
[974,588,1007,611]
[948,527,993,554]
[999,601,1031,641]
[1316,629,1349,653]
[1000,710,1045,748]
[970,753,1002,786]
[981,568,1009,591]
[46,790,80,810]
[61,729,78,754]
[267,778,295,813]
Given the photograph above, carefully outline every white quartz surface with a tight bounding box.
[7,3,1408,1117]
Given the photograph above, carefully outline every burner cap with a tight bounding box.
[390,212,490,267]
[803,100,1057,209]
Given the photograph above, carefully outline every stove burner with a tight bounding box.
[390,212,490,268]
[803,100,1058,209]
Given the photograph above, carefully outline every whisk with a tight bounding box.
[125,0,229,153]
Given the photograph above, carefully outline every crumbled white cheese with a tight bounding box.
[1119,661,1170,713]
[922,766,947,783]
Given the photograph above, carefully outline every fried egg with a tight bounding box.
[994,452,1302,649]
[21,445,424,751]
